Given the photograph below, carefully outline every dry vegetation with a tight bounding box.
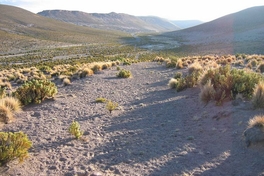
[2,51,264,174]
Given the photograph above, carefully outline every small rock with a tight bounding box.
[49,165,57,170]
[90,172,103,176]
[187,136,194,140]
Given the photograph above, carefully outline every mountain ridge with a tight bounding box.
[38,10,181,33]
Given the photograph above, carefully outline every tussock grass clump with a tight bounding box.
[257,62,264,73]
[244,115,264,147]
[199,80,216,104]
[91,64,102,73]
[188,62,203,75]
[166,61,177,68]
[168,78,178,89]
[252,82,264,108]
[174,72,182,79]
[176,59,184,69]
[0,131,32,166]
[0,97,21,113]
[63,78,71,86]
[79,68,94,78]
[0,103,13,124]
[117,69,132,78]
[248,115,264,128]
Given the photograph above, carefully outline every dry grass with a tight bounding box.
[63,78,71,86]
[0,103,14,124]
[248,115,264,128]
[0,97,22,113]
[199,80,216,104]
[168,78,178,89]
[188,62,203,75]
[252,82,264,108]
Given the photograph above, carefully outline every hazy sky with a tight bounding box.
[1,0,264,22]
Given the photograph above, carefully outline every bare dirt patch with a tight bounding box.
[1,62,264,176]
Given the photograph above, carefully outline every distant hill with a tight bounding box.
[0,5,129,54]
[164,6,264,54]
[138,16,181,31]
[38,10,180,33]
[170,20,203,29]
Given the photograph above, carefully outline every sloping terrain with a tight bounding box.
[38,10,180,33]
[164,6,264,55]
[0,5,129,54]
[1,62,264,176]
[170,20,203,29]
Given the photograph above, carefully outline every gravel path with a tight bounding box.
[1,62,264,176]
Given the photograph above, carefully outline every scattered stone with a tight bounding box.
[187,136,194,140]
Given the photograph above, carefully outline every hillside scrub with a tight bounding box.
[199,65,263,104]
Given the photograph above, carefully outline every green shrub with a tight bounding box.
[106,100,118,114]
[14,79,58,105]
[117,69,132,78]
[69,121,83,139]
[95,97,107,103]
[0,131,32,166]
[199,65,263,104]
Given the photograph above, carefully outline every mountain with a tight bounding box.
[164,6,264,54]
[0,5,128,54]
[138,16,181,31]
[38,10,180,33]
[170,20,203,29]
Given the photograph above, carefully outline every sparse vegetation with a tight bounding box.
[96,97,107,103]
[252,82,264,108]
[0,131,32,166]
[106,100,118,114]
[14,79,58,105]
[69,121,83,139]
[117,69,132,78]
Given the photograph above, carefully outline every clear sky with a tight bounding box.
[1,0,264,22]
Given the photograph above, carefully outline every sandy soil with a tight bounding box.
[1,62,264,176]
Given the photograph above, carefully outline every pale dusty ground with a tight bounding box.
[1,62,264,176]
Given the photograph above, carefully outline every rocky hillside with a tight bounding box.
[38,10,180,33]
[164,6,264,54]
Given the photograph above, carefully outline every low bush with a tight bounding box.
[106,100,118,114]
[117,69,132,78]
[0,131,32,166]
[14,79,58,105]
[199,65,263,104]
[69,121,83,139]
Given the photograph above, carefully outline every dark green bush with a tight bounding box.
[14,79,58,105]
[0,131,32,166]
